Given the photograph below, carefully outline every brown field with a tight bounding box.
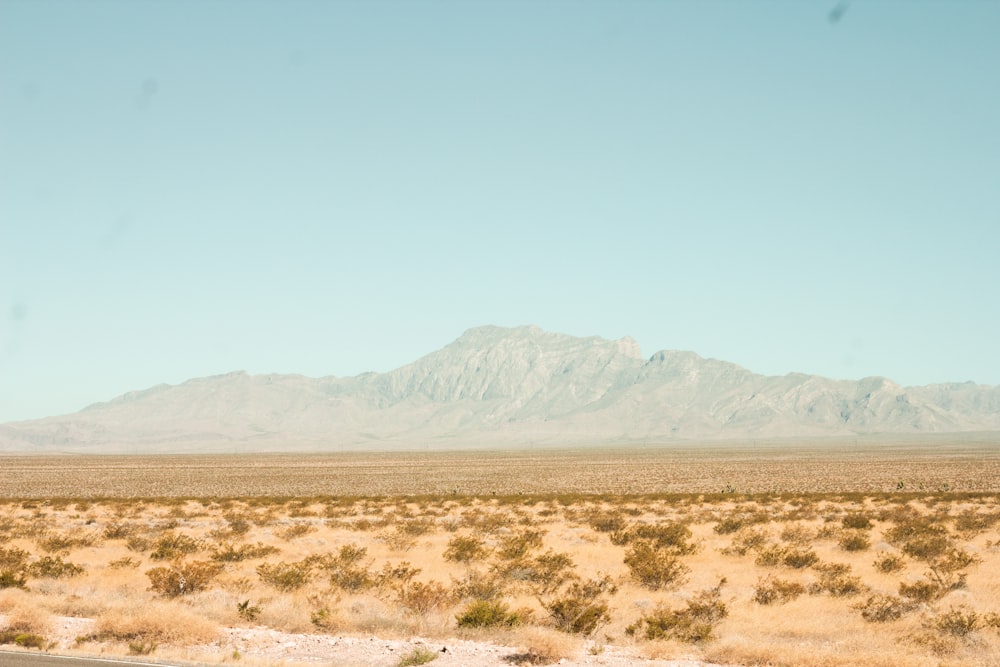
[2,441,999,498]
[2,444,1000,666]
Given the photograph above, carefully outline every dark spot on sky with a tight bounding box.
[828,1,850,24]
[10,303,28,322]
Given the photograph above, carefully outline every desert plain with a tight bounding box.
[2,441,1000,667]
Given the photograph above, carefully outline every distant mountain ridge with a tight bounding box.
[2,325,999,453]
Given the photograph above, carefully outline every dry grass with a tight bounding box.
[1,447,1000,665]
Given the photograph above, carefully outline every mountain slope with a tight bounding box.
[2,325,999,453]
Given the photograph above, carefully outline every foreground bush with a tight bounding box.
[626,580,727,643]
[455,599,526,628]
[542,576,616,636]
[623,540,690,590]
[146,560,223,597]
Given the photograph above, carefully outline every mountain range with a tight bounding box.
[2,325,999,453]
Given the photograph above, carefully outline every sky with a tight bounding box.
[1,0,998,423]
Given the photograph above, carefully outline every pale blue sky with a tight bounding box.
[1,1,998,423]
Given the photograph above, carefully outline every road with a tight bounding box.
[0,651,192,667]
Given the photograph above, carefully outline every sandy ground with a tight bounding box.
[3,614,736,667]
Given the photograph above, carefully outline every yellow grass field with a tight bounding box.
[2,444,1000,666]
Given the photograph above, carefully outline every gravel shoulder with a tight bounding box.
[3,615,736,667]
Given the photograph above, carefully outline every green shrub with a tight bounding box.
[397,580,453,615]
[933,606,982,638]
[809,563,864,597]
[28,555,85,579]
[854,593,915,623]
[714,512,770,535]
[149,532,202,561]
[542,576,616,636]
[842,512,873,530]
[497,529,545,560]
[782,548,820,569]
[443,535,489,563]
[721,527,768,556]
[257,560,313,591]
[0,547,30,570]
[0,570,28,590]
[146,560,223,597]
[838,530,871,552]
[624,540,690,590]
[873,552,905,573]
[899,578,941,602]
[211,542,280,562]
[236,599,262,622]
[451,570,506,601]
[455,599,525,628]
[587,511,627,534]
[0,631,48,649]
[612,522,697,554]
[626,580,727,643]
[753,576,805,605]
[397,646,439,666]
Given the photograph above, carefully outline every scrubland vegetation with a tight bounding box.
[2,473,1000,666]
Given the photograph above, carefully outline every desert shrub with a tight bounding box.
[455,599,525,628]
[873,551,905,573]
[587,511,627,534]
[314,544,374,592]
[838,530,871,552]
[495,550,576,593]
[28,555,85,579]
[626,580,727,643]
[933,605,982,638]
[754,544,786,567]
[809,563,864,597]
[109,556,141,569]
[842,512,873,530]
[103,521,136,539]
[782,548,820,569]
[126,535,152,552]
[721,527,768,556]
[0,547,30,570]
[451,570,507,601]
[223,512,253,535]
[37,531,95,553]
[0,570,28,590]
[714,512,770,535]
[0,631,48,649]
[257,560,313,591]
[779,524,815,546]
[926,548,979,591]
[623,540,690,590]
[954,509,1000,535]
[612,521,697,555]
[149,533,202,561]
[211,541,279,562]
[397,645,439,666]
[443,535,489,564]
[236,600,262,622]
[276,524,316,540]
[753,576,805,605]
[542,576,616,636]
[498,529,545,560]
[373,561,421,592]
[899,578,941,602]
[146,560,223,597]
[884,518,952,562]
[855,593,916,622]
[397,580,453,615]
